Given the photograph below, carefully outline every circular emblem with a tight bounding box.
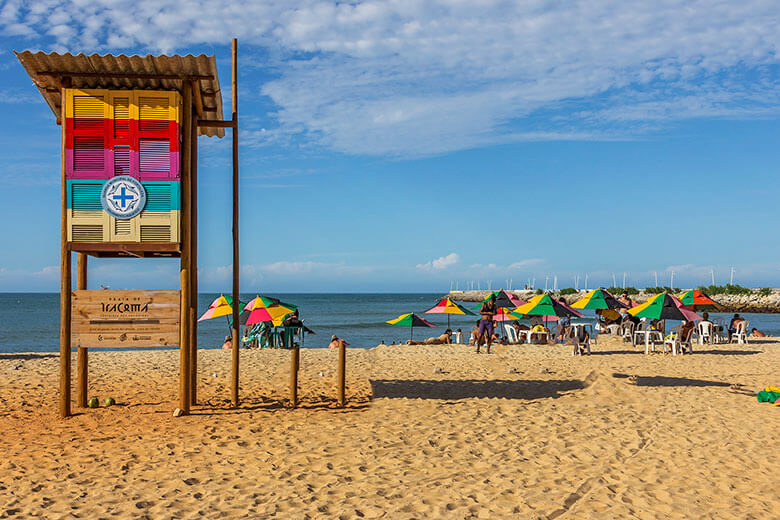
[101,176,146,219]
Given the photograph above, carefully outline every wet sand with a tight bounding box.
[1,337,779,519]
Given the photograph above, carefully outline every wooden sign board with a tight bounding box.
[72,290,179,348]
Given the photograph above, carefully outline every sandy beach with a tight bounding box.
[2,338,780,519]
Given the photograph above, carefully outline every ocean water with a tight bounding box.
[1,292,779,352]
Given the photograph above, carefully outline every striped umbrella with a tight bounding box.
[677,290,721,311]
[386,313,436,341]
[198,294,236,321]
[473,290,526,310]
[243,295,298,326]
[571,288,628,310]
[512,294,579,319]
[628,293,701,321]
[425,297,475,328]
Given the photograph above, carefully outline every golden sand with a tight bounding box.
[1,337,779,519]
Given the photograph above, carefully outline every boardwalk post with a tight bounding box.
[230,38,240,407]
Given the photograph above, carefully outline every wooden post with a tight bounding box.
[189,82,199,405]
[179,80,193,415]
[337,340,346,407]
[76,253,88,408]
[290,346,298,408]
[59,78,72,418]
[179,269,191,414]
[230,37,240,407]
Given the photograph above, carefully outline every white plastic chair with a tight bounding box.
[451,331,463,344]
[697,321,712,345]
[504,324,518,344]
[732,321,749,344]
[572,327,591,356]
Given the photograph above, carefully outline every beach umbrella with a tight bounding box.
[677,290,721,311]
[424,297,475,328]
[628,293,702,321]
[512,294,579,319]
[571,288,628,310]
[386,312,436,341]
[198,294,236,321]
[243,295,298,326]
[472,289,526,310]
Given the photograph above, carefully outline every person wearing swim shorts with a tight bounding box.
[477,294,497,353]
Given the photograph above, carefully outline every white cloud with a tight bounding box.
[416,252,459,271]
[2,1,780,157]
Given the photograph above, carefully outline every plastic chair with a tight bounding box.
[732,321,749,344]
[504,324,518,344]
[697,321,713,345]
[451,331,463,344]
[572,327,591,356]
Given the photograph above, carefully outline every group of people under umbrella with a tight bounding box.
[198,294,313,349]
[387,288,734,355]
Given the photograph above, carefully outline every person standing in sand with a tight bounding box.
[477,294,497,354]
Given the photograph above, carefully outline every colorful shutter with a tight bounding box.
[67,180,180,243]
[65,89,111,179]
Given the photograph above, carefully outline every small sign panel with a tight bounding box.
[101,175,146,219]
[72,290,179,348]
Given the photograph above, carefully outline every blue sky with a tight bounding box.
[0,0,779,292]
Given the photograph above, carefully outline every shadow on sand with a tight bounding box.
[612,373,730,387]
[370,379,584,400]
[0,353,58,361]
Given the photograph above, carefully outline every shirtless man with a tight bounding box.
[477,294,497,354]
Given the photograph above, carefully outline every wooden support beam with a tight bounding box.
[179,80,193,415]
[197,119,235,129]
[290,346,299,408]
[192,80,204,119]
[76,253,88,408]
[179,269,191,414]
[231,38,240,407]
[190,101,199,405]
[59,77,72,418]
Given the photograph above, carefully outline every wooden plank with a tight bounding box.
[181,75,193,411]
[196,119,234,128]
[72,290,180,348]
[71,242,181,254]
[192,80,204,119]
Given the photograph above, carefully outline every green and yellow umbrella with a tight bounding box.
[198,294,236,321]
[387,312,436,341]
[628,293,701,321]
[677,290,721,311]
[571,288,627,310]
[512,294,578,319]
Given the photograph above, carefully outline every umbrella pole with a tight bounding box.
[410,326,413,342]
[448,314,450,329]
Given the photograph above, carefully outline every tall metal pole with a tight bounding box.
[231,38,240,407]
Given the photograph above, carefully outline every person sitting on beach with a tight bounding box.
[618,291,634,308]
[476,294,497,353]
[328,335,348,349]
[221,335,233,350]
[750,328,766,338]
[728,314,745,341]
[282,309,303,327]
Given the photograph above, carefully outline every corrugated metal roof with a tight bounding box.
[15,51,226,138]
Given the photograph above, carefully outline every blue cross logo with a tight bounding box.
[101,176,146,220]
[112,186,135,208]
